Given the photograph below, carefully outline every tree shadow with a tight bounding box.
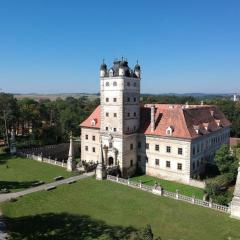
[0,180,39,191]
[0,153,9,165]
[4,212,138,240]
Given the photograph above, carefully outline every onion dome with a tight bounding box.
[134,63,140,71]
[100,63,107,70]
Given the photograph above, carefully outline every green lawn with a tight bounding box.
[1,178,240,240]
[131,175,205,199]
[0,154,76,192]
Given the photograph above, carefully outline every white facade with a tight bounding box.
[80,60,231,183]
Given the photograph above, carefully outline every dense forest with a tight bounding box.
[0,93,239,147]
[0,93,99,146]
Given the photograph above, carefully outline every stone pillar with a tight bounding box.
[10,129,16,155]
[103,145,108,166]
[67,134,76,172]
[96,142,107,180]
[230,164,240,219]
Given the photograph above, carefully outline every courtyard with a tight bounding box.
[1,177,240,240]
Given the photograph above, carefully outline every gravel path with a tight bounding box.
[0,172,95,203]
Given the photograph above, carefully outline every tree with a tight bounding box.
[130,225,161,240]
[215,145,237,177]
[0,93,18,146]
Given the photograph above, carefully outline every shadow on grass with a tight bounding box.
[0,153,9,165]
[5,212,137,240]
[0,181,38,191]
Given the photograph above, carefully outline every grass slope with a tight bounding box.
[0,154,75,192]
[1,178,240,240]
[131,174,204,199]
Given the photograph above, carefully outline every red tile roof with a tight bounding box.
[80,104,231,139]
[80,106,101,129]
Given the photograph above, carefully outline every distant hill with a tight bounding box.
[14,93,99,101]
[13,92,233,101]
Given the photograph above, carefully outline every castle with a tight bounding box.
[80,59,231,185]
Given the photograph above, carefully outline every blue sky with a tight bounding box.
[0,0,239,94]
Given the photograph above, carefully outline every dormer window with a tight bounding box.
[109,69,114,77]
[215,119,222,127]
[166,126,174,136]
[91,119,97,126]
[203,123,209,131]
[193,125,200,134]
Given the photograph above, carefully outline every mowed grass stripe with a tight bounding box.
[1,178,240,240]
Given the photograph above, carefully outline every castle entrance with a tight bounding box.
[108,156,114,165]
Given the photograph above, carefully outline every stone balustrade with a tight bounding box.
[107,175,230,214]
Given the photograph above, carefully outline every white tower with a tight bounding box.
[99,59,141,177]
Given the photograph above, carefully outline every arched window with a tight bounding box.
[113,81,117,86]
[106,82,109,86]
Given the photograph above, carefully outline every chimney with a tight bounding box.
[151,105,155,132]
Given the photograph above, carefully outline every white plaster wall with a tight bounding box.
[81,128,100,162]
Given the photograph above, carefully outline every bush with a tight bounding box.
[205,173,235,205]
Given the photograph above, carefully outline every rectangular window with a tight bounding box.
[113,128,117,132]
[166,161,170,168]
[134,97,136,102]
[155,144,159,151]
[192,147,196,155]
[113,98,117,102]
[85,146,88,151]
[114,113,117,117]
[92,136,95,141]
[105,127,108,131]
[106,98,109,102]
[193,162,195,170]
[146,143,149,149]
[178,148,183,155]
[166,146,171,153]
[85,135,88,140]
[130,160,133,166]
[92,147,95,152]
[138,142,141,149]
[177,163,182,170]
[127,97,130,102]
[127,112,130,117]
[130,143,133,150]
[155,159,159,165]
[106,112,109,117]
[145,156,148,163]
[137,155,141,161]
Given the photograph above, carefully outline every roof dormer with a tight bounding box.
[91,119,97,126]
[166,126,174,136]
